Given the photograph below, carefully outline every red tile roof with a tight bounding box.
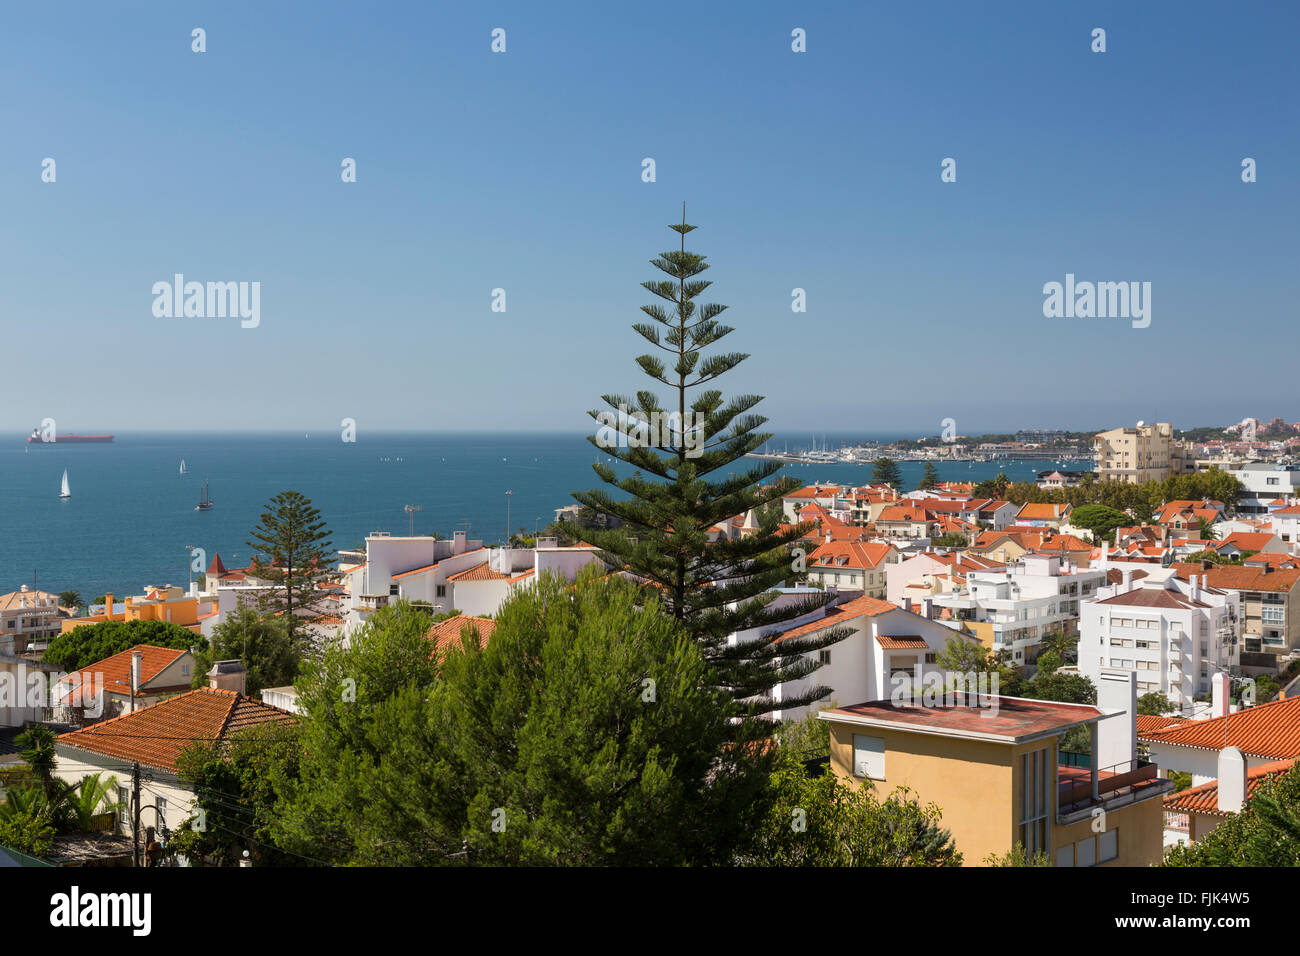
[60,645,190,704]
[1163,758,1297,817]
[57,688,296,772]
[808,540,894,571]
[206,554,227,575]
[446,563,507,582]
[875,634,930,650]
[1168,563,1300,594]
[426,614,497,656]
[1135,714,1189,735]
[771,595,901,643]
[1139,695,1300,759]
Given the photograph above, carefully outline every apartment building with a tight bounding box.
[1169,561,1300,656]
[1079,573,1240,708]
[930,554,1108,666]
[0,586,64,655]
[1224,463,1300,516]
[817,669,1171,865]
[1093,422,1190,484]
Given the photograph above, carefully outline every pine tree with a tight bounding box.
[247,491,333,655]
[871,457,902,488]
[563,207,847,727]
[918,461,939,491]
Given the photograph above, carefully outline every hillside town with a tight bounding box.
[4,418,1300,870]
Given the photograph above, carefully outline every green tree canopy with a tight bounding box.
[190,606,301,699]
[43,619,204,672]
[871,457,903,488]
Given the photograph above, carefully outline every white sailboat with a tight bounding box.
[179,458,189,476]
[59,469,71,499]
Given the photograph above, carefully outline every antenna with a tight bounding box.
[404,504,422,536]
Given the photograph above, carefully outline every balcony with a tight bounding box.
[1057,759,1173,823]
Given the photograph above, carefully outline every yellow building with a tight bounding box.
[818,670,1171,866]
[59,586,209,636]
[1093,422,1190,484]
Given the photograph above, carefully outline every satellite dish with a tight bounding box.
[1135,420,1145,427]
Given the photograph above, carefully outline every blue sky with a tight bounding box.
[1,1,1296,436]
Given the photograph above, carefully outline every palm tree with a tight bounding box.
[14,726,60,803]
[1197,517,1219,541]
[1040,631,1078,663]
[55,773,123,833]
[58,590,82,611]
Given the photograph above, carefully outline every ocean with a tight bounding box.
[0,431,1057,600]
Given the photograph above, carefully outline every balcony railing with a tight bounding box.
[1058,759,1169,818]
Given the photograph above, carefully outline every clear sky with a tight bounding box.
[2,1,1296,436]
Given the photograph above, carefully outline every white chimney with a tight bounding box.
[1096,668,1137,769]
[453,530,467,555]
[1211,672,1231,718]
[131,651,143,712]
[1216,746,1248,814]
[1122,569,1133,592]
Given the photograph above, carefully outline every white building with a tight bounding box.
[750,591,971,723]
[1224,463,1300,517]
[930,554,1108,666]
[1079,573,1240,709]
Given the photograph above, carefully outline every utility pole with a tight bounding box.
[404,504,422,536]
[132,761,141,867]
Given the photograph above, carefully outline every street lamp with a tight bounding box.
[505,490,513,544]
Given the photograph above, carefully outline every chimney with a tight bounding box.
[1122,569,1133,593]
[1190,574,1200,600]
[208,660,247,695]
[904,597,913,614]
[104,592,114,617]
[1211,672,1231,718]
[1216,746,1248,814]
[922,597,933,619]
[130,651,143,713]
[453,530,467,555]
[1096,668,1137,768]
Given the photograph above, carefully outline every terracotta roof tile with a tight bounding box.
[57,688,295,772]
[426,614,497,656]
[1163,758,1297,817]
[1140,695,1300,759]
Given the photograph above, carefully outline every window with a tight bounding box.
[1019,747,1050,856]
[118,787,130,826]
[852,735,885,779]
[156,795,167,828]
[818,649,832,665]
[1056,845,1074,867]
[1076,836,1097,867]
[1098,827,1118,863]
[436,585,446,598]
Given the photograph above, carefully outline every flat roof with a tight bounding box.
[819,696,1108,744]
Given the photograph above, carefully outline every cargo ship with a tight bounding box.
[27,426,114,443]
